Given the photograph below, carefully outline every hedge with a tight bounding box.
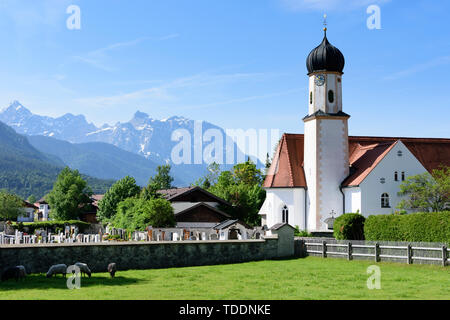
[13,220,91,234]
[333,213,366,240]
[364,211,450,243]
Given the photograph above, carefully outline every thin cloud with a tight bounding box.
[281,0,390,11]
[71,34,180,72]
[384,56,450,81]
[90,34,180,56]
[178,88,304,110]
[75,71,284,108]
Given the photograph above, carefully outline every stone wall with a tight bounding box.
[0,234,293,274]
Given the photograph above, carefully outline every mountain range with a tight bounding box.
[0,121,114,199]
[0,101,253,188]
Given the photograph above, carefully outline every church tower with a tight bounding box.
[303,26,350,231]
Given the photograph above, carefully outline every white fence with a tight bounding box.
[300,239,449,267]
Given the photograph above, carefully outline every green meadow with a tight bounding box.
[0,257,448,300]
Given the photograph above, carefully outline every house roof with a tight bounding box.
[264,134,306,188]
[213,219,252,230]
[171,202,231,219]
[37,197,48,204]
[22,200,38,209]
[264,134,450,189]
[269,223,296,231]
[91,194,104,208]
[157,186,231,206]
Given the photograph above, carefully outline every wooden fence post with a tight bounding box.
[347,242,352,261]
[322,241,327,258]
[443,246,447,267]
[374,243,380,262]
[407,244,412,265]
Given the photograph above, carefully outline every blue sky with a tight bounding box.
[0,0,448,139]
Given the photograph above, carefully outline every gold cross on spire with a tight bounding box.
[323,13,327,33]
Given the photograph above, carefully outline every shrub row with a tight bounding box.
[333,213,366,240]
[364,211,450,244]
[13,220,91,233]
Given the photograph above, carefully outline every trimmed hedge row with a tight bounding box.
[13,220,91,233]
[364,211,450,243]
[333,213,366,240]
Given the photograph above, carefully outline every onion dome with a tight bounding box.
[306,29,345,74]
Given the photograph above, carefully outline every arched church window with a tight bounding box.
[394,171,398,181]
[282,205,289,224]
[310,92,313,104]
[381,193,390,208]
[328,90,334,103]
[402,172,406,181]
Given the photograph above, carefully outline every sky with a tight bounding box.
[0,0,449,141]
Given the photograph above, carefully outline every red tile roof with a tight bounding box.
[264,134,450,188]
[264,134,306,188]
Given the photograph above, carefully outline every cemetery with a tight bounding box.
[0,220,264,245]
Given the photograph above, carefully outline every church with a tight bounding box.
[258,28,450,232]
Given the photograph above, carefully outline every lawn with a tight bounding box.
[0,257,448,300]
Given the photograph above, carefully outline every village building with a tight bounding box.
[17,201,38,223]
[259,29,450,232]
[80,194,104,223]
[35,198,50,221]
[157,186,241,230]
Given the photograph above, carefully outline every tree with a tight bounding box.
[397,166,450,212]
[0,190,24,221]
[113,197,175,231]
[205,160,266,226]
[193,162,221,189]
[97,176,141,222]
[265,152,272,175]
[141,164,174,200]
[47,167,92,221]
[146,198,176,228]
[27,195,37,204]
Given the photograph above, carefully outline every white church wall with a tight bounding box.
[343,187,361,213]
[360,141,428,217]
[304,120,317,230]
[261,188,306,230]
[315,119,349,230]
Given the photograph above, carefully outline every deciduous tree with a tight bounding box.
[47,167,91,221]
[397,166,450,212]
[0,190,25,221]
[141,164,174,200]
[97,176,141,222]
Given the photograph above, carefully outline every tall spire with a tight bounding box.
[323,14,327,37]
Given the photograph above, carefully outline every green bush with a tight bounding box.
[364,211,450,243]
[113,197,175,231]
[333,213,366,240]
[294,226,313,237]
[12,220,90,234]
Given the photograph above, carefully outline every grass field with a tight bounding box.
[0,257,448,300]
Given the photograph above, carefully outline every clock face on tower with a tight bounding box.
[315,74,325,86]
